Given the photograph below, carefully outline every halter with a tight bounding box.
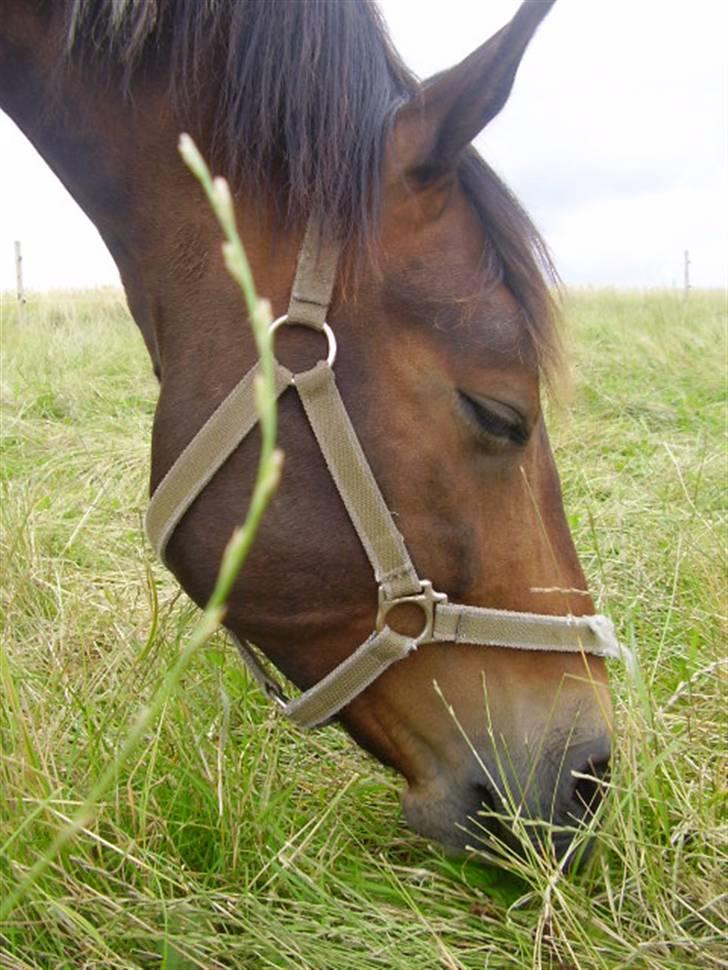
[146,220,630,728]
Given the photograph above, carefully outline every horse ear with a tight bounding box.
[390,0,555,186]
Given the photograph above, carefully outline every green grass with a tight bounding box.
[1,287,725,969]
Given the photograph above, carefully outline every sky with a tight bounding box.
[0,0,726,291]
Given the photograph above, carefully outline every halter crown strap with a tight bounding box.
[287,219,339,330]
[146,216,632,730]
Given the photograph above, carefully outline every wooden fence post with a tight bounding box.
[14,240,25,317]
[683,249,691,297]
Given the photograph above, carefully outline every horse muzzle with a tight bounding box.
[401,732,612,868]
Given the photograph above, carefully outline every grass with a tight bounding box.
[1,287,726,968]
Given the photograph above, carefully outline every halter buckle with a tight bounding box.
[376,580,448,646]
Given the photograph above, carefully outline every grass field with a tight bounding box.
[1,287,725,969]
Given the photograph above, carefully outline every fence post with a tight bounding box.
[14,240,25,318]
[683,249,691,297]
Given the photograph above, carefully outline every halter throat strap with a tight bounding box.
[146,218,630,729]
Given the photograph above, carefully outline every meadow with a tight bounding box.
[0,287,725,969]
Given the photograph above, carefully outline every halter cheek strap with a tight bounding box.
[146,219,633,729]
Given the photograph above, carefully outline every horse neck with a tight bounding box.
[3,12,136,259]
[0,7,301,450]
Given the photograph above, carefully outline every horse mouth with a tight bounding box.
[459,782,518,857]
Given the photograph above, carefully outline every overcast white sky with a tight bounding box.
[0,0,726,291]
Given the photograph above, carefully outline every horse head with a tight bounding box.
[0,0,617,863]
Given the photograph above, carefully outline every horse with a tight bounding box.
[0,0,619,864]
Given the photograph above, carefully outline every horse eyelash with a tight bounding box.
[457,391,530,447]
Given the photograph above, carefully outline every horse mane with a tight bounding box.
[65,0,561,377]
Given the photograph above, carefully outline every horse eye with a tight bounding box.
[457,391,530,447]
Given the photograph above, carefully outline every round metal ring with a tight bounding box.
[269,314,337,368]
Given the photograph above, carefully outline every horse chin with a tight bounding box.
[401,778,502,854]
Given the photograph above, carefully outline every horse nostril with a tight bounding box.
[571,755,610,817]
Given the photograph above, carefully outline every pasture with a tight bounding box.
[0,288,725,968]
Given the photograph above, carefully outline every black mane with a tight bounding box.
[66,1,414,246]
[65,0,561,374]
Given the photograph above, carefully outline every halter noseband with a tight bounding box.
[146,220,630,729]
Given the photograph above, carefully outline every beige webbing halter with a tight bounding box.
[146,220,631,729]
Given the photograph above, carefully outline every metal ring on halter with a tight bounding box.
[269,314,337,369]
